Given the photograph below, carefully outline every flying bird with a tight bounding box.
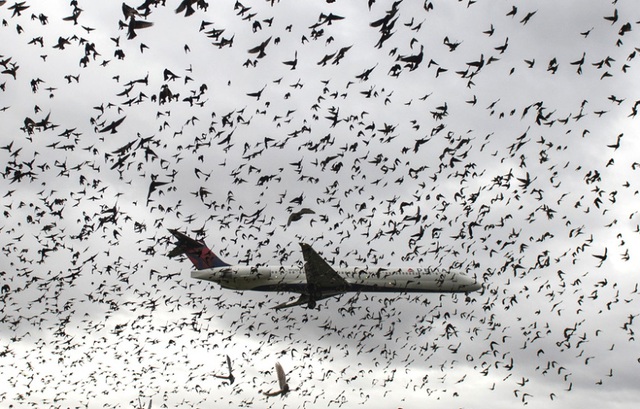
[97,116,126,134]
[213,355,235,385]
[263,362,289,397]
[287,208,315,226]
[124,16,154,40]
[248,36,272,59]
[175,0,198,16]
[146,178,170,206]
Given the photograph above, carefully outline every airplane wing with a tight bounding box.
[273,243,349,310]
[273,293,315,310]
[299,243,348,290]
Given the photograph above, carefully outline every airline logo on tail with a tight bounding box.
[167,229,230,270]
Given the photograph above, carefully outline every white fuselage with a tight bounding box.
[191,265,481,293]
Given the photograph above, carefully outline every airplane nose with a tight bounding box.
[457,273,482,292]
[467,280,482,292]
[451,273,482,292]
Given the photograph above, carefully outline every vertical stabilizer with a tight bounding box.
[167,229,230,270]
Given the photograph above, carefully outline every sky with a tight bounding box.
[1,0,640,408]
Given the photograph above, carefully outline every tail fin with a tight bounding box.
[167,229,230,270]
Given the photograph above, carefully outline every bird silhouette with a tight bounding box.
[248,36,272,59]
[97,116,126,134]
[287,208,315,226]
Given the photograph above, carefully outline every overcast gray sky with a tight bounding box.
[1,0,639,408]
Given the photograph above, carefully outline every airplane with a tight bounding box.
[167,229,482,310]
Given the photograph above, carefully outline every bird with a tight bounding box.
[175,0,199,16]
[248,36,272,59]
[146,178,170,206]
[263,362,289,396]
[592,248,608,267]
[282,51,298,70]
[287,208,315,226]
[246,85,266,100]
[213,355,235,384]
[8,1,30,17]
[97,116,126,134]
[135,398,152,409]
[603,8,618,25]
[520,10,537,25]
[124,15,154,40]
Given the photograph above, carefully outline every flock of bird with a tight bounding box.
[1,0,639,408]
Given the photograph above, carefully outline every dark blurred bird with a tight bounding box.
[309,12,344,29]
[282,51,298,70]
[175,0,197,16]
[146,178,170,206]
[248,36,272,59]
[603,8,618,25]
[246,85,266,100]
[124,15,153,40]
[97,116,126,134]
[121,3,141,19]
[135,398,152,409]
[62,6,83,25]
[287,208,315,226]
[520,10,537,25]
[8,1,29,17]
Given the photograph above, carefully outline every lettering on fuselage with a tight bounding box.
[349,266,440,278]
